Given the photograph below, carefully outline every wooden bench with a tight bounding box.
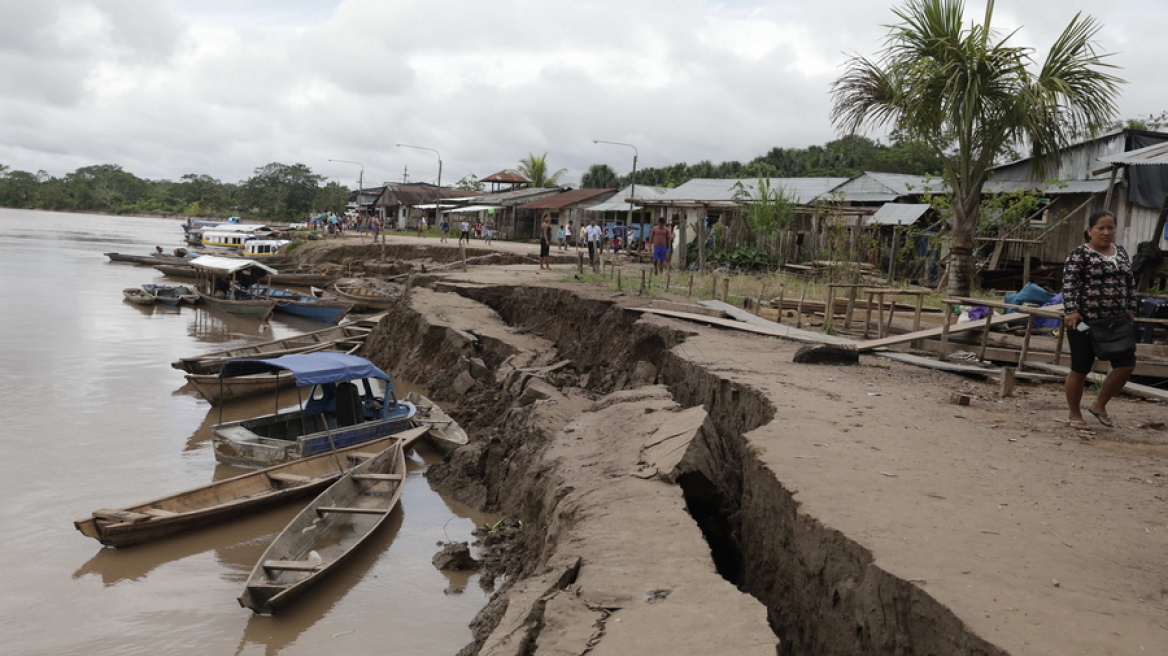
[267,472,313,484]
[92,509,152,523]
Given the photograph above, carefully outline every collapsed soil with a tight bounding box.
[323,235,1168,655]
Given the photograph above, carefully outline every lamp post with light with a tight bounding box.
[396,144,442,189]
[592,140,639,248]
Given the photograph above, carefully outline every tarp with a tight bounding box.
[219,352,391,385]
[189,255,278,275]
[1125,133,1168,210]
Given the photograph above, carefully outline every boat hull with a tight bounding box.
[405,392,469,454]
[185,371,300,405]
[212,404,416,468]
[272,300,352,325]
[197,290,277,321]
[332,285,397,310]
[73,428,426,548]
[123,288,156,306]
[171,319,381,374]
[239,441,407,614]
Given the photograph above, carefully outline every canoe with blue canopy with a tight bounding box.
[219,352,388,386]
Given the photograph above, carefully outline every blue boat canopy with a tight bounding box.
[219,352,392,386]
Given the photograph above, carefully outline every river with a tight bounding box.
[0,208,491,655]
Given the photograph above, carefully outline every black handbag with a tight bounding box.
[1087,314,1136,360]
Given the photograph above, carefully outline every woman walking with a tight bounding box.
[1062,210,1138,430]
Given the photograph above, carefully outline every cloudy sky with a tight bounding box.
[0,0,1162,188]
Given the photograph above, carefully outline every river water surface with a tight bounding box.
[0,208,491,655]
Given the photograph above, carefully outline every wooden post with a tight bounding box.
[1017,316,1034,372]
[461,244,467,271]
[1022,245,1032,286]
[824,285,836,332]
[687,274,694,297]
[911,293,925,349]
[776,284,785,324]
[755,283,764,317]
[617,269,622,291]
[845,285,857,330]
[863,291,875,339]
[939,302,953,360]
[882,294,897,339]
[978,309,994,362]
[710,275,718,299]
[1053,324,1066,366]
[640,270,647,295]
[698,218,706,273]
[666,269,672,293]
[578,252,584,275]
[888,226,900,283]
[998,367,1017,398]
[796,286,807,328]
[721,278,730,303]
[876,292,887,339]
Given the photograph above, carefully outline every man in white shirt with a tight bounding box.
[584,219,603,267]
[459,220,471,245]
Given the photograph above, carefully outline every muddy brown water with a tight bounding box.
[0,209,493,655]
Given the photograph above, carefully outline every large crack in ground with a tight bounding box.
[362,282,1006,655]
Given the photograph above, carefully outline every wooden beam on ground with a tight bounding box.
[1025,362,1168,402]
[855,310,1043,352]
[700,300,858,346]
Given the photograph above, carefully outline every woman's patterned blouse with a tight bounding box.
[1062,243,1137,321]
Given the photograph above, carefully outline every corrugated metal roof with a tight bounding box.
[657,178,848,204]
[482,170,531,183]
[869,203,931,225]
[984,179,1109,195]
[477,186,565,205]
[587,185,671,212]
[375,184,481,207]
[190,255,277,275]
[1098,140,1168,165]
[520,188,616,210]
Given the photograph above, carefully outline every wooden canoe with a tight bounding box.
[123,287,156,306]
[238,439,407,614]
[405,392,469,454]
[74,427,427,548]
[196,289,277,321]
[185,370,301,405]
[171,316,384,374]
[331,284,399,311]
[152,263,197,278]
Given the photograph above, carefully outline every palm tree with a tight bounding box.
[831,0,1122,295]
[518,153,567,187]
[581,163,620,188]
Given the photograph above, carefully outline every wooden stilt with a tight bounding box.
[796,287,807,329]
[776,284,785,324]
[978,310,994,362]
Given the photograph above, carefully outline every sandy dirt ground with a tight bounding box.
[333,235,1168,654]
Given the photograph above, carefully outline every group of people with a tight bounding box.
[435,217,494,245]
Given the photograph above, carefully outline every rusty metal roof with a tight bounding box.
[482,170,531,183]
[519,188,617,210]
[1098,140,1168,166]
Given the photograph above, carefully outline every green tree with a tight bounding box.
[580,163,620,188]
[831,0,1122,295]
[517,153,566,187]
[455,174,485,191]
[241,162,323,220]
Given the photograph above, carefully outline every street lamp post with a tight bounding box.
[592,140,639,249]
[328,158,365,211]
[396,144,442,189]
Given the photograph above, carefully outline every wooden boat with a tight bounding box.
[238,439,407,614]
[247,285,355,325]
[106,252,146,263]
[122,287,156,305]
[212,353,417,468]
[185,370,300,405]
[142,283,198,306]
[191,256,280,321]
[331,283,399,311]
[73,427,427,549]
[152,263,197,278]
[405,392,469,454]
[171,316,383,374]
[267,271,337,287]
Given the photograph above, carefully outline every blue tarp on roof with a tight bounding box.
[219,352,391,386]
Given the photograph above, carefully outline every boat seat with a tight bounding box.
[335,382,363,427]
[141,508,180,518]
[92,509,152,523]
[348,451,379,460]
[262,560,321,572]
[316,506,390,515]
[267,472,313,484]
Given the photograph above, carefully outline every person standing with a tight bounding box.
[440,216,450,243]
[557,223,565,251]
[539,215,552,270]
[417,216,427,237]
[459,219,471,245]
[484,215,495,245]
[649,218,673,274]
[1062,210,1138,430]
[584,219,603,267]
[565,221,574,250]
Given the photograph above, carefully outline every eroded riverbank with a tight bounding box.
[350,264,1168,655]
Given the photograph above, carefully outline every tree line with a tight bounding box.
[0,161,348,220]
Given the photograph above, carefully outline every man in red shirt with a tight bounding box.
[649,218,672,274]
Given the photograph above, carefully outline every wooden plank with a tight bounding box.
[855,308,1061,352]
[267,472,313,484]
[874,352,1062,381]
[348,452,380,460]
[699,300,858,346]
[1025,363,1168,401]
[92,509,152,523]
[316,506,390,515]
[263,560,321,572]
[141,508,180,518]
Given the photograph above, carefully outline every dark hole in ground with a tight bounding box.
[677,471,743,584]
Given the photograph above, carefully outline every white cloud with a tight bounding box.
[0,0,1161,187]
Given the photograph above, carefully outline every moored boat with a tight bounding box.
[142,283,198,306]
[247,285,354,325]
[122,287,156,305]
[405,392,469,454]
[171,316,383,375]
[185,370,299,405]
[74,427,427,549]
[331,282,399,311]
[238,439,407,614]
[211,353,416,468]
[191,256,279,321]
[152,263,197,278]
